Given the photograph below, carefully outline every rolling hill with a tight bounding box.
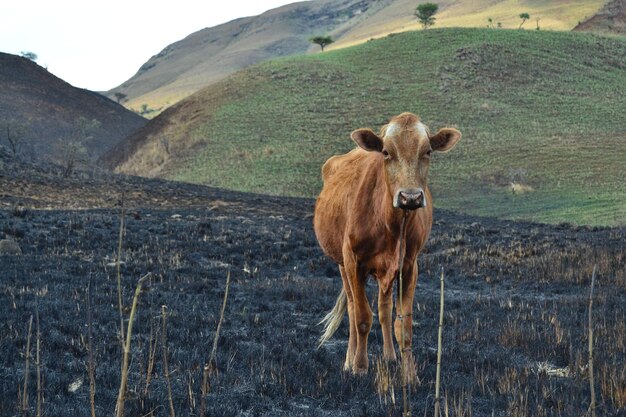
[101,28,626,226]
[0,53,146,162]
[107,0,605,112]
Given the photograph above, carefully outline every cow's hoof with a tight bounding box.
[383,350,397,362]
[352,366,368,375]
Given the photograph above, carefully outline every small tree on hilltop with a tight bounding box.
[310,36,334,52]
[20,51,38,61]
[519,12,530,29]
[415,3,439,29]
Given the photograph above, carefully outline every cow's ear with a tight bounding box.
[430,128,461,153]
[351,128,383,152]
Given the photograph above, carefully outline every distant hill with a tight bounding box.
[107,0,386,113]
[0,52,146,162]
[107,0,605,112]
[101,28,626,226]
[574,0,626,34]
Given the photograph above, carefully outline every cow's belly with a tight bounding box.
[313,196,346,265]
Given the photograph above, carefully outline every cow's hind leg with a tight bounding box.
[339,266,356,371]
[378,285,396,362]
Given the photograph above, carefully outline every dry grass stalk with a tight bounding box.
[434,267,445,417]
[161,305,176,417]
[143,319,159,397]
[199,271,231,417]
[87,275,96,417]
[397,213,410,417]
[35,309,42,417]
[21,314,33,417]
[187,370,196,413]
[114,273,151,417]
[116,199,126,347]
[588,265,597,417]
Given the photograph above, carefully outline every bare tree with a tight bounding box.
[1,119,28,158]
[58,117,101,177]
[160,136,170,155]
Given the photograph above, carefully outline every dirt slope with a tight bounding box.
[107,0,604,112]
[574,0,626,34]
[0,53,146,161]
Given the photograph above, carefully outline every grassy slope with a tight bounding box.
[123,28,626,226]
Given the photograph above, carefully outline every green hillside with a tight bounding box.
[109,28,626,226]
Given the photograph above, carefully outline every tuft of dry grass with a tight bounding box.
[374,356,396,407]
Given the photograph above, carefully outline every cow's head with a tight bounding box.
[351,112,461,210]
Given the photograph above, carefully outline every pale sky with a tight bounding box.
[0,0,302,91]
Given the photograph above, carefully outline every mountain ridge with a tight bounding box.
[107,0,605,112]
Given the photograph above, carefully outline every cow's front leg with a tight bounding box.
[344,254,372,374]
[394,261,417,356]
[378,284,396,362]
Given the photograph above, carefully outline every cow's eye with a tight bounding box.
[382,149,390,159]
[425,150,432,158]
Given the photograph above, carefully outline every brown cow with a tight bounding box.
[314,112,461,374]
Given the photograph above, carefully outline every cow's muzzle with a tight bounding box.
[394,188,426,210]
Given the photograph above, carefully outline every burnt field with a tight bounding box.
[1,169,625,417]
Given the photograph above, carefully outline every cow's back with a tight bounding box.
[314,149,374,265]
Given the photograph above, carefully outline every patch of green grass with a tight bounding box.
[159,28,626,226]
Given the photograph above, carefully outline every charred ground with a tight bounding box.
[1,163,624,416]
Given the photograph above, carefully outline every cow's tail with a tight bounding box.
[317,288,347,349]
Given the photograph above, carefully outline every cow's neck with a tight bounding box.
[381,191,413,240]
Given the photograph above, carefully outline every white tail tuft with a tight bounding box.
[317,288,347,349]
